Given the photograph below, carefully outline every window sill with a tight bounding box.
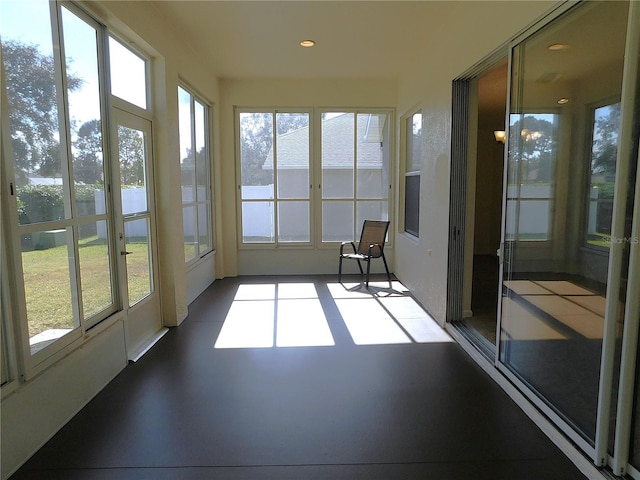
[186,249,216,272]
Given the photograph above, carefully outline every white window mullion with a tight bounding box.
[352,110,358,241]
[51,2,82,331]
[273,111,279,246]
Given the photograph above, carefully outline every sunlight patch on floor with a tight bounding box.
[215,283,335,349]
[334,297,413,345]
[214,300,275,348]
[276,298,335,347]
[378,296,453,343]
[329,282,452,345]
[214,280,450,349]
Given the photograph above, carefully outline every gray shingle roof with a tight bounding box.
[263,113,385,170]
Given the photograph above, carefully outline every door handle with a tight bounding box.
[121,250,133,256]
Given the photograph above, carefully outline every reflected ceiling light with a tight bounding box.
[299,39,316,47]
[548,43,569,51]
[521,129,542,142]
[557,98,570,104]
[494,130,506,144]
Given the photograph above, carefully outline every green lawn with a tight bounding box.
[587,233,611,248]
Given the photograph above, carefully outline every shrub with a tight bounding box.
[17,183,102,224]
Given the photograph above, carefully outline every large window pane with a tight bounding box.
[278,202,310,242]
[276,112,309,200]
[357,201,388,234]
[62,6,106,217]
[22,228,75,354]
[178,86,195,203]
[1,0,67,225]
[404,111,422,237]
[78,220,113,319]
[407,112,423,172]
[322,112,354,199]
[179,87,213,261]
[404,174,420,237]
[586,103,620,248]
[183,205,197,262]
[356,113,387,199]
[322,201,354,242]
[118,125,148,214]
[242,202,274,243]
[109,37,147,109]
[198,204,211,253]
[506,113,557,242]
[240,112,274,199]
[125,218,152,306]
[195,100,208,202]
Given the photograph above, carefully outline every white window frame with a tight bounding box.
[236,108,394,249]
[583,97,621,252]
[0,1,155,377]
[236,108,314,248]
[400,108,422,238]
[317,109,394,247]
[178,83,214,265]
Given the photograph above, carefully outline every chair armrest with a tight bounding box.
[340,241,357,255]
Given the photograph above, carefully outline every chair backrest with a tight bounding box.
[356,220,390,257]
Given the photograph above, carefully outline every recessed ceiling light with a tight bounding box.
[557,98,570,104]
[300,40,316,48]
[548,43,569,51]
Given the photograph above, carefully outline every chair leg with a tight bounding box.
[365,258,372,288]
[381,252,391,285]
[338,256,343,283]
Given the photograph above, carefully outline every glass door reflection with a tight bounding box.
[498,0,630,448]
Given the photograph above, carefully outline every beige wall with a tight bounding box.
[393,1,556,323]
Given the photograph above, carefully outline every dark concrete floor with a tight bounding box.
[10,275,587,480]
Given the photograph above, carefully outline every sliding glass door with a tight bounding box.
[498,0,640,474]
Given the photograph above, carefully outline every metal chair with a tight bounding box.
[338,220,391,287]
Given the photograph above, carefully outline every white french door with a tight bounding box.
[112,108,161,360]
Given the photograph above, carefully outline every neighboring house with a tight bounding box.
[263,113,388,191]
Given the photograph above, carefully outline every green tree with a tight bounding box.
[239,112,310,186]
[74,119,104,184]
[118,126,145,186]
[1,40,82,183]
[508,115,556,184]
[239,112,274,186]
[591,103,620,180]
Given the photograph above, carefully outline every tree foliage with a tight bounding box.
[508,115,556,184]
[591,103,620,179]
[74,119,104,184]
[240,112,274,186]
[117,126,145,186]
[239,112,309,186]
[2,39,83,183]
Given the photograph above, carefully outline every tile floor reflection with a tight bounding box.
[502,280,606,340]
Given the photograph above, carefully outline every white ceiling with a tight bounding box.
[150,1,460,79]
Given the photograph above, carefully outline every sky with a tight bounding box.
[1,0,147,125]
